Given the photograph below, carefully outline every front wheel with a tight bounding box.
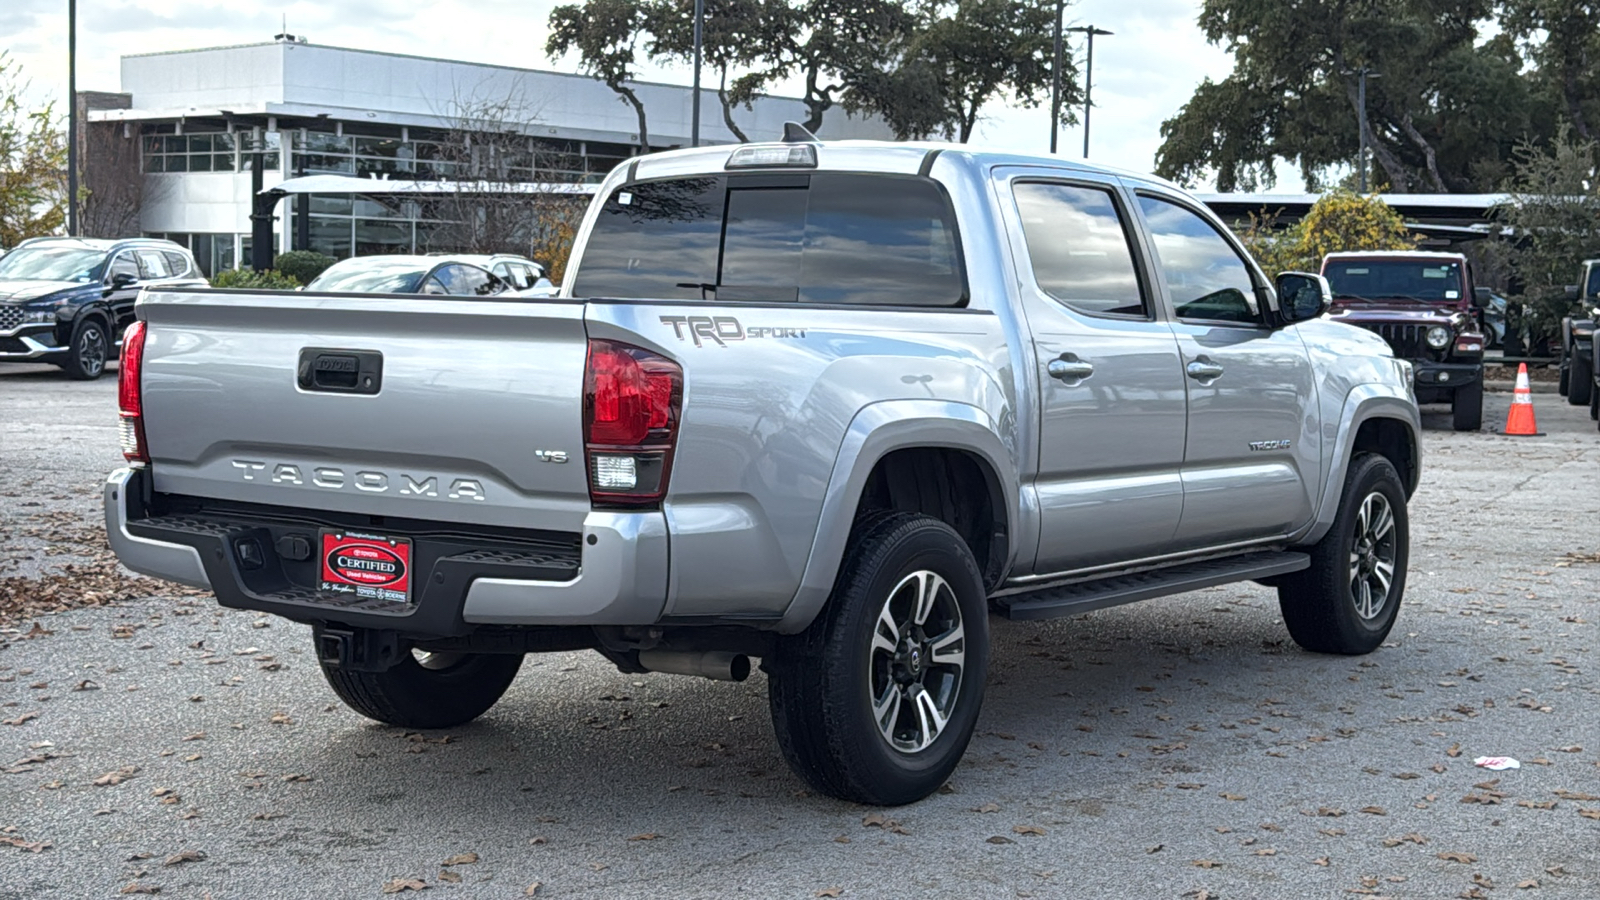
[768,512,989,805]
[1451,381,1483,432]
[61,319,109,380]
[316,632,524,729]
[1569,345,1593,407]
[1278,453,1409,655]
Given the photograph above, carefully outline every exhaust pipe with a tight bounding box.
[637,650,751,682]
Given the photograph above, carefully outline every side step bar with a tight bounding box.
[996,550,1310,621]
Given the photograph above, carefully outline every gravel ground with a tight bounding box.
[2,364,1597,900]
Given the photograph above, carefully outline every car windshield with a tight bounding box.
[306,259,427,293]
[0,245,106,282]
[1324,260,1463,302]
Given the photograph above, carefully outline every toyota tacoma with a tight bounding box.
[105,133,1421,805]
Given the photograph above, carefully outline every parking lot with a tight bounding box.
[2,364,1597,900]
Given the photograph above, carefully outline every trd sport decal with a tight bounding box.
[660,315,806,347]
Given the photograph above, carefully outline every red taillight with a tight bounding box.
[583,339,682,508]
[118,321,149,465]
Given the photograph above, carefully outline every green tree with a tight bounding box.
[1492,129,1600,344]
[729,0,917,135]
[1502,0,1600,143]
[0,54,66,246]
[1155,0,1543,193]
[874,0,1078,142]
[547,0,656,153]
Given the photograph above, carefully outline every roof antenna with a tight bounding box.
[782,121,818,143]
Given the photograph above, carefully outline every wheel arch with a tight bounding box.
[776,400,1019,634]
[1297,387,1420,548]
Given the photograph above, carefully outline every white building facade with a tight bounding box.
[87,39,894,273]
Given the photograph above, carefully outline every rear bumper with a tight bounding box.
[103,467,668,636]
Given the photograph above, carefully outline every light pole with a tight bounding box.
[67,0,78,236]
[1066,25,1112,159]
[691,0,703,147]
[1049,0,1063,154]
[1350,66,1380,192]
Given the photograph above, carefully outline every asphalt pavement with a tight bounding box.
[2,363,1597,900]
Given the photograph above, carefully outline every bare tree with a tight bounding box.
[79,120,143,238]
[419,92,590,278]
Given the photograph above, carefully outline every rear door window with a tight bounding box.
[572,173,965,306]
[1012,182,1148,317]
[162,251,191,278]
[136,250,171,279]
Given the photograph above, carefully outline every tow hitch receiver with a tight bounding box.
[316,627,402,672]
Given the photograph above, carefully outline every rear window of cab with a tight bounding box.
[571,173,967,307]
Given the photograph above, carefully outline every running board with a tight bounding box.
[996,550,1310,621]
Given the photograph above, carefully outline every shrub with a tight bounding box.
[1238,189,1417,274]
[272,250,336,284]
[209,268,301,290]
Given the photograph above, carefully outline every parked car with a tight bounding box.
[1475,288,1508,351]
[105,132,1421,805]
[1322,251,1489,431]
[0,236,205,379]
[434,254,555,298]
[304,256,511,296]
[1556,258,1598,409]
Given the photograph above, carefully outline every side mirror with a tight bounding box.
[1473,287,1492,309]
[1274,271,1331,325]
[109,272,138,289]
[1565,285,1580,302]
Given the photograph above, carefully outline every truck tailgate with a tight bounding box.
[137,290,592,533]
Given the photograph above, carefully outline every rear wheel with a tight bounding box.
[1451,381,1483,432]
[61,319,109,380]
[768,512,988,805]
[1278,453,1408,655]
[316,633,523,729]
[1569,345,1593,406]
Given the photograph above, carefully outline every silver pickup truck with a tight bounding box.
[105,134,1421,805]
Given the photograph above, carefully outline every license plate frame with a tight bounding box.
[319,530,413,606]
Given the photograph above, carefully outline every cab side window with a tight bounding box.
[107,253,140,283]
[435,264,496,296]
[1137,195,1260,325]
[1012,182,1148,318]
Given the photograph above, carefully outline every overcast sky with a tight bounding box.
[4,0,1241,185]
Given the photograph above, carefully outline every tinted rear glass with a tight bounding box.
[572,173,965,306]
[1325,260,1464,302]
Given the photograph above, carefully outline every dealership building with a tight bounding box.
[84,37,893,274]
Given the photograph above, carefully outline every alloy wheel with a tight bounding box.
[1348,491,1398,621]
[78,325,106,377]
[868,570,966,754]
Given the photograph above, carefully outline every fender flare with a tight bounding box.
[62,302,112,345]
[774,399,1020,634]
[1294,385,1421,548]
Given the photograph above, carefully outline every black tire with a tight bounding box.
[1569,345,1593,406]
[1277,453,1409,655]
[316,633,523,729]
[61,319,109,380]
[1558,319,1572,396]
[1451,381,1483,432]
[768,512,989,805]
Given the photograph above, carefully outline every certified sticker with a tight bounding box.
[320,531,411,604]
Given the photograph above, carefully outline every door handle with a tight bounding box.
[1047,355,1094,382]
[1186,359,1225,381]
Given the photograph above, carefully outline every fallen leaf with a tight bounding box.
[1012,824,1046,836]
[523,884,542,897]
[269,712,293,725]
[627,833,661,841]
[1313,856,1329,866]
[985,835,1014,844]
[972,803,1000,813]
[1219,793,1247,801]
[93,766,139,786]
[814,889,843,898]
[436,871,461,884]
[1446,743,1462,758]
[1438,852,1478,864]
[1192,859,1221,869]
[162,850,205,866]
[120,884,160,895]
[1579,808,1600,820]
[2,712,38,727]
[441,852,479,865]
[1516,879,1539,889]
[381,878,428,894]
[1359,806,1387,816]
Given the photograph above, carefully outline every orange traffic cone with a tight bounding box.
[1500,363,1544,436]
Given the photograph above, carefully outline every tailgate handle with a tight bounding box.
[298,348,383,395]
